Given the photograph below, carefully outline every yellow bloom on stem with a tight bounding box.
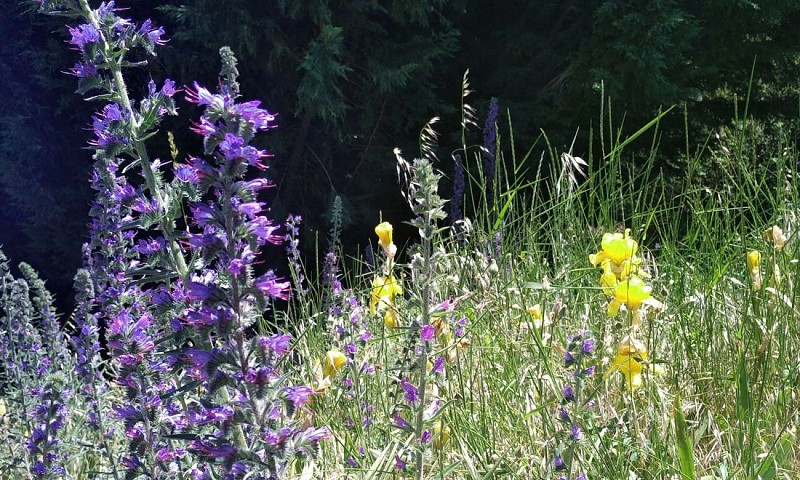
[370,275,403,315]
[432,420,450,449]
[762,226,787,251]
[322,350,347,378]
[527,304,543,320]
[604,336,648,391]
[599,265,618,296]
[746,250,761,271]
[747,250,762,290]
[375,222,397,258]
[384,308,399,330]
[606,275,662,317]
[589,229,639,267]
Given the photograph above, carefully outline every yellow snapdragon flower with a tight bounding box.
[322,350,347,378]
[605,336,648,391]
[375,222,397,258]
[370,275,403,315]
[590,229,638,265]
[432,420,450,450]
[606,275,662,318]
[747,250,762,290]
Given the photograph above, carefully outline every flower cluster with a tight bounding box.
[168,73,328,477]
[590,229,662,391]
[371,222,403,329]
[34,1,329,477]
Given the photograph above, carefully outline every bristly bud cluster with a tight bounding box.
[0,250,73,478]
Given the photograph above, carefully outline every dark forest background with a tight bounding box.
[1,0,799,312]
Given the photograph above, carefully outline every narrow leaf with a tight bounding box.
[673,392,696,480]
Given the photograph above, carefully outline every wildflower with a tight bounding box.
[747,250,762,290]
[589,229,641,279]
[401,378,419,404]
[420,324,435,342]
[67,23,100,52]
[606,275,662,318]
[370,275,402,315]
[562,385,575,402]
[322,350,347,379]
[762,225,787,251]
[384,308,399,330]
[432,420,450,449]
[374,221,397,258]
[604,336,649,391]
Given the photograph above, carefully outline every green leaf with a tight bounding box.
[673,392,696,480]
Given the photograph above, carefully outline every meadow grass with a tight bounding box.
[289,101,800,479]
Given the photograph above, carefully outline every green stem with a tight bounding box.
[414,197,435,480]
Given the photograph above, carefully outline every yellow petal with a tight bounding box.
[746,250,761,271]
[607,299,622,317]
[322,350,347,378]
[384,308,399,330]
[375,222,393,247]
[600,230,639,265]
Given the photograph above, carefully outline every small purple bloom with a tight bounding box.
[284,386,313,407]
[432,356,446,374]
[421,429,432,443]
[391,411,411,429]
[563,385,574,402]
[254,273,291,300]
[571,424,583,440]
[185,82,217,107]
[582,338,596,355]
[401,378,418,404]
[67,61,97,78]
[558,407,570,422]
[260,334,292,356]
[175,164,198,183]
[420,324,435,342]
[67,23,99,51]
[395,455,407,472]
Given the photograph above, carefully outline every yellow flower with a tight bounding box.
[607,275,662,317]
[599,265,618,296]
[527,304,543,320]
[322,350,347,378]
[0,398,6,417]
[370,275,403,315]
[375,222,397,257]
[746,250,761,271]
[384,308,399,330]
[432,420,450,449]
[747,250,762,290]
[604,336,648,391]
[589,229,639,267]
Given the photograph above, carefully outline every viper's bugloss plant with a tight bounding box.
[32,1,327,477]
[0,250,74,479]
[392,120,454,478]
[553,331,595,480]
